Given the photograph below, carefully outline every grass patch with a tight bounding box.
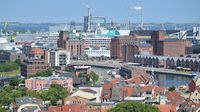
[0,68,20,76]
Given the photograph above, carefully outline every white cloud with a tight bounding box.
[130,6,143,10]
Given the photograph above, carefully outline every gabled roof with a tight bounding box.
[156,104,176,112]
[101,83,112,99]
[142,86,154,92]
[30,47,44,55]
[69,90,96,100]
[40,104,87,112]
[166,91,185,106]
[80,88,97,94]
[110,77,121,85]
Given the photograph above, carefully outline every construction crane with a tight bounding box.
[91,16,106,27]
[83,4,107,32]
[0,22,9,36]
[0,22,16,42]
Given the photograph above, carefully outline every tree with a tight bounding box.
[14,59,21,66]
[0,61,19,72]
[9,77,20,87]
[0,104,5,112]
[34,69,53,77]
[108,101,159,112]
[90,71,99,83]
[168,86,176,91]
[27,84,69,106]
[47,84,69,105]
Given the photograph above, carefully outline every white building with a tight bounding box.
[85,46,110,58]
[0,37,8,50]
[83,35,111,48]
[49,49,70,66]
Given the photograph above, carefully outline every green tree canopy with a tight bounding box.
[27,84,69,105]
[0,61,19,72]
[9,77,20,87]
[34,68,53,77]
[14,59,21,66]
[90,71,99,83]
[168,86,176,91]
[109,101,159,112]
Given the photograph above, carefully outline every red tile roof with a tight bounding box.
[110,77,121,85]
[101,83,112,99]
[166,91,185,106]
[142,86,154,92]
[39,104,87,112]
[30,48,44,55]
[156,104,176,112]
[154,86,166,95]
[122,86,134,96]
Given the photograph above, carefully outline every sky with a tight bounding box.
[0,0,200,23]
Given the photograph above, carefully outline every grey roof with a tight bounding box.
[130,30,180,36]
[134,54,200,62]
[0,76,12,80]
[162,38,181,42]
[28,76,71,80]
[61,72,86,84]
[16,96,44,107]
[21,106,38,112]
[79,84,101,88]
[135,43,152,47]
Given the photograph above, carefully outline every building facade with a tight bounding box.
[151,31,192,57]
[83,36,111,49]
[25,76,73,92]
[122,43,153,62]
[57,31,85,58]
[85,47,110,58]
[21,59,49,77]
[48,49,70,67]
[110,35,136,59]
[133,54,200,72]
[0,50,26,62]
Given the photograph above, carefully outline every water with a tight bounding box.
[154,74,192,87]
[16,33,42,41]
[91,66,192,87]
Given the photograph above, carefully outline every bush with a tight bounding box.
[34,69,53,77]
[168,86,176,91]
[109,101,159,112]
[9,77,20,87]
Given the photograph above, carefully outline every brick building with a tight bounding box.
[110,35,136,59]
[133,54,200,72]
[29,47,44,59]
[21,59,49,77]
[122,43,153,62]
[57,31,85,58]
[151,31,192,57]
[157,38,192,57]
[25,76,73,92]
[0,50,26,62]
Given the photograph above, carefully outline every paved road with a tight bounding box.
[71,60,194,77]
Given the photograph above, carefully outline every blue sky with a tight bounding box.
[0,0,200,23]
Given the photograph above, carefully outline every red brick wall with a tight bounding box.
[163,40,192,57]
[189,80,196,92]
[111,36,136,60]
